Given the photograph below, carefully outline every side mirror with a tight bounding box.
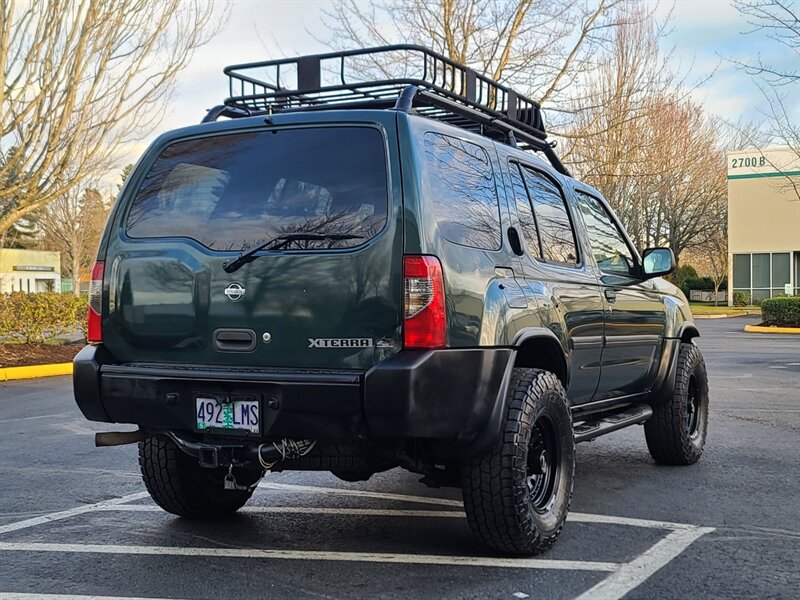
[641,247,675,278]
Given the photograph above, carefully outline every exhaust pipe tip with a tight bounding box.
[95,429,147,447]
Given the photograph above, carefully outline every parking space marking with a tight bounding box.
[258,481,464,507]
[0,541,619,572]
[258,482,700,531]
[100,505,467,518]
[0,412,72,424]
[0,492,150,535]
[98,504,701,531]
[0,594,186,600]
[574,527,715,600]
[0,484,715,600]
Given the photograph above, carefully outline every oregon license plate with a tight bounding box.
[195,397,260,433]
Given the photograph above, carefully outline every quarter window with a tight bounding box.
[575,192,636,276]
[520,166,578,265]
[508,163,541,258]
[423,133,502,250]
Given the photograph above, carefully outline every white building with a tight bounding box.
[0,248,62,293]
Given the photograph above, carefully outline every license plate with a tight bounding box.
[195,397,260,433]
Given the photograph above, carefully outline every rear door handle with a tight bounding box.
[604,289,617,303]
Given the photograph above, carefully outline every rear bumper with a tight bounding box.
[73,344,512,447]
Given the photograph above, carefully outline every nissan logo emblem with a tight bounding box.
[224,283,246,302]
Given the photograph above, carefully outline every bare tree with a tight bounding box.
[319,0,651,124]
[564,7,678,248]
[692,224,728,306]
[731,0,800,200]
[39,185,109,295]
[0,0,224,236]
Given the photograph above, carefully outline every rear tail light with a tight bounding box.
[87,261,104,343]
[403,255,446,349]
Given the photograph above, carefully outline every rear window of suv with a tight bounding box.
[126,126,388,251]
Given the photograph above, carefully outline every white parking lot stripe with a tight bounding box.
[100,505,467,518]
[0,594,186,600]
[0,492,150,535]
[573,527,715,600]
[258,481,464,507]
[99,503,701,531]
[258,482,700,531]
[0,541,620,572]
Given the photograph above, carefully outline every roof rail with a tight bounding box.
[212,45,570,176]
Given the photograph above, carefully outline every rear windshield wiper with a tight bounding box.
[222,233,363,273]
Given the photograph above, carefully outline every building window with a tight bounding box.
[795,252,800,296]
[732,252,797,304]
[772,253,790,296]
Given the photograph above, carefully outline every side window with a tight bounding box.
[575,191,636,276]
[508,163,541,258]
[520,166,578,265]
[423,132,502,250]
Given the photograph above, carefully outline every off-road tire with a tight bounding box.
[139,435,262,518]
[645,342,709,465]
[461,368,575,555]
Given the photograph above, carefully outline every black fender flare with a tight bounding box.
[677,322,700,343]
[459,328,569,457]
[512,326,570,387]
[649,322,700,406]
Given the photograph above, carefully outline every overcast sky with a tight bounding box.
[112,0,797,184]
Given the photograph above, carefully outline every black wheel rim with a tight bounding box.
[527,416,560,513]
[686,375,701,439]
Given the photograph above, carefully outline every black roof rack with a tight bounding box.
[204,45,570,176]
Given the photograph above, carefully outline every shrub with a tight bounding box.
[674,264,699,290]
[680,276,727,298]
[0,292,88,343]
[761,297,800,327]
[732,291,750,307]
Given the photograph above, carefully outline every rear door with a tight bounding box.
[507,161,606,404]
[102,120,403,371]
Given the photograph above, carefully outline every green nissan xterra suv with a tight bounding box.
[73,46,709,555]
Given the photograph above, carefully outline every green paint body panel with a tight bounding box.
[101,111,404,370]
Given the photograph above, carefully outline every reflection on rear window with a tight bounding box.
[126,127,388,251]
[422,132,501,250]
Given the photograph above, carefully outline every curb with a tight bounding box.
[743,324,800,335]
[0,362,73,382]
[693,313,760,319]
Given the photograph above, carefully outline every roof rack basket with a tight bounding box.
[209,45,569,176]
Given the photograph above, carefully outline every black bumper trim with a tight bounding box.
[101,364,361,385]
[73,344,515,453]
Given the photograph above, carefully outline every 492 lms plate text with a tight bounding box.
[196,397,260,433]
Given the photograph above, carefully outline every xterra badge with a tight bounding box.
[308,338,373,348]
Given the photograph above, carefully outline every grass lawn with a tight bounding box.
[689,303,761,316]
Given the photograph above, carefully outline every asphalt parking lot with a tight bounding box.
[0,316,798,600]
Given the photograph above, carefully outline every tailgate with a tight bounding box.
[102,121,403,370]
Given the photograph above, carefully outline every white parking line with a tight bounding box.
[574,527,715,600]
[99,503,701,532]
[0,594,186,600]
[0,492,150,535]
[0,541,619,572]
[99,505,467,518]
[0,484,715,600]
[258,481,464,506]
[258,482,698,530]
[0,412,73,424]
